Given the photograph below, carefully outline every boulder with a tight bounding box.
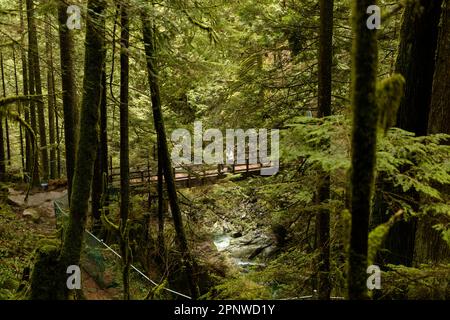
[22,208,41,223]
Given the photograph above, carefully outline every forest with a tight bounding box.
[0,0,449,301]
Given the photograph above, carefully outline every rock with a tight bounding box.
[226,233,272,259]
[260,245,278,259]
[22,208,40,223]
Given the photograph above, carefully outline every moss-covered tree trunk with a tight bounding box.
[157,138,165,260]
[27,39,40,187]
[12,47,26,173]
[57,0,79,202]
[91,66,108,225]
[1,54,11,166]
[316,0,334,300]
[59,0,106,283]
[45,15,56,179]
[0,53,5,180]
[19,0,31,178]
[348,0,379,300]
[5,122,10,165]
[2,53,11,168]
[119,1,131,300]
[142,10,199,299]
[26,0,49,182]
[45,14,57,180]
[2,62,9,168]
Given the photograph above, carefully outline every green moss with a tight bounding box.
[28,240,66,300]
[349,0,379,300]
[376,74,405,134]
[204,276,271,300]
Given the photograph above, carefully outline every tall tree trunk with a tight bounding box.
[91,65,107,226]
[13,47,26,174]
[348,0,379,300]
[416,0,450,264]
[1,52,11,167]
[141,11,199,299]
[19,0,31,179]
[395,0,443,135]
[386,0,443,267]
[100,68,108,199]
[27,50,40,187]
[119,1,131,300]
[5,119,10,164]
[45,15,57,180]
[157,139,165,260]
[60,0,106,280]
[429,0,450,135]
[26,0,49,182]
[316,0,334,300]
[0,53,5,180]
[52,63,61,178]
[57,0,79,202]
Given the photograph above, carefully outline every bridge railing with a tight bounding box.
[108,158,272,188]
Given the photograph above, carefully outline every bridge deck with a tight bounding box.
[108,161,269,190]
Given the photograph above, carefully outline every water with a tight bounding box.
[213,234,266,273]
[213,234,232,251]
[232,259,266,268]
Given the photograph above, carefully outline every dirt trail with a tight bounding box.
[8,188,67,218]
[7,188,119,300]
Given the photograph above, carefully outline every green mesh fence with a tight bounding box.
[53,195,190,300]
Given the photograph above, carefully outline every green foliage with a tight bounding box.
[368,210,404,265]
[204,275,271,300]
[283,116,351,172]
[283,116,450,217]
[0,202,44,300]
[381,264,450,299]
[282,116,450,270]
[251,248,317,299]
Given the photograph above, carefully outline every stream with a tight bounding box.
[213,233,270,272]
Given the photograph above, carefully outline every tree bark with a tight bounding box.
[27,47,40,187]
[5,119,10,164]
[348,0,379,300]
[0,53,10,167]
[0,53,5,180]
[157,138,165,260]
[45,13,57,180]
[119,1,131,300]
[395,0,443,136]
[13,47,26,174]
[316,0,334,300]
[57,0,79,202]
[60,0,106,279]
[26,0,49,182]
[19,0,31,179]
[416,0,450,264]
[386,0,443,268]
[52,60,61,178]
[1,53,11,167]
[429,0,450,135]
[142,11,199,299]
[91,66,107,225]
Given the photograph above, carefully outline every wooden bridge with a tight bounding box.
[108,159,272,191]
